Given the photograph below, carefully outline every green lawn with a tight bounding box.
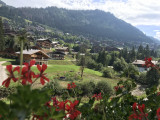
[48,60,76,65]
[32,64,120,88]
[0,57,15,62]
[0,57,120,89]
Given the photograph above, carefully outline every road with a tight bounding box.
[0,61,7,86]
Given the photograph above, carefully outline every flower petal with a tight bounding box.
[40,77,45,85]
[2,78,11,87]
[43,75,49,82]
[42,64,47,72]
[6,65,12,73]
[13,66,20,72]
[30,60,36,66]
[37,64,42,72]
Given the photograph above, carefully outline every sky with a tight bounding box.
[2,0,160,40]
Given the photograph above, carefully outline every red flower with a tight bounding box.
[2,65,20,88]
[51,97,68,111]
[143,57,155,68]
[114,85,124,91]
[67,82,76,90]
[36,64,49,85]
[157,92,160,96]
[65,100,81,120]
[45,101,51,108]
[92,92,102,101]
[114,86,119,91]
[129,103,148,120]
[157,108,160,120]
[56,100,68,111]
[21,60,36,85]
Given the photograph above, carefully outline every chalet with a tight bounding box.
[52,41,59,47]
[36,38,52,49]
[132,60,158,72]
[31,46,42,50]
[16,50,50,65]
[55,47,69,55]
[3,20,16,36]
[48,51,65,60]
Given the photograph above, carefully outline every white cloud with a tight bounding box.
[2,0,160,26]
[154,31,160,40]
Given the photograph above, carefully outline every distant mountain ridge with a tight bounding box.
[0,0,6,6]
[0,1,157,45]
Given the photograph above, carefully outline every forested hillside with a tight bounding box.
[0,0,155,44]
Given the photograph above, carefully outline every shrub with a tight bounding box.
[56,72,82,81]
[42,80,64,96]
[95,63,103,71]
[86,59,97,70]
[113,58,127,72]
[136,72,147,84]
[122,63,139,79]
[102,67,114,78]
[0,87,16,99]
[94,81,112,95]
[146,68,160,87]
[77,81,96,96]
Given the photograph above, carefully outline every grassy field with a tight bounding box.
[0,57,121,89]
[32,64,121,89]
[0,57,15,62]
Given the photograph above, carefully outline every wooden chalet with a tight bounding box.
[3,20,16,36]
[48,51,65,60]
[132,60,158,72]
[52,41,59,47]
[132,60,157,67]
[36,38,52,49]
[55,47,69,55]
[16,50,50,65]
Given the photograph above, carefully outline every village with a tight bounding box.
[0,1,160,119]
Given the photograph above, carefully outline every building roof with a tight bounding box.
[55,47,68,50]
[132,60,158,65]
[36,38,52,43]
[16,50,40,55]
[53,51,65,55]
[52,41,58,44]
[16,50,50,58]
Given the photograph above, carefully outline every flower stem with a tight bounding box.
[18,39,23,85]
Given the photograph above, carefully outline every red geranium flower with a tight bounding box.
[21,60,36,85]
[2,65,20,88]
[65,100,81,120]
[67,82,76,90]
[143,57,155,68]
[129,103,148,120]
[157,108,160,120]
[51,97,68,111]
[92,92,102,101]
[114,85,124,91]
[36,64,49,85]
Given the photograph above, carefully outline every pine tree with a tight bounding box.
[0,17,5,51]
[138,44,144,53]
[144,45,150,57]
[130,46,136,61]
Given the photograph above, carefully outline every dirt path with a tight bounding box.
[0,61,7,86]
[131,84,146,96]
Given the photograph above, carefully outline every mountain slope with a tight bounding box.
[0,0,6,6]
[0,3,154,44]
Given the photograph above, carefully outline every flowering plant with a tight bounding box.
[1,57,160,120]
